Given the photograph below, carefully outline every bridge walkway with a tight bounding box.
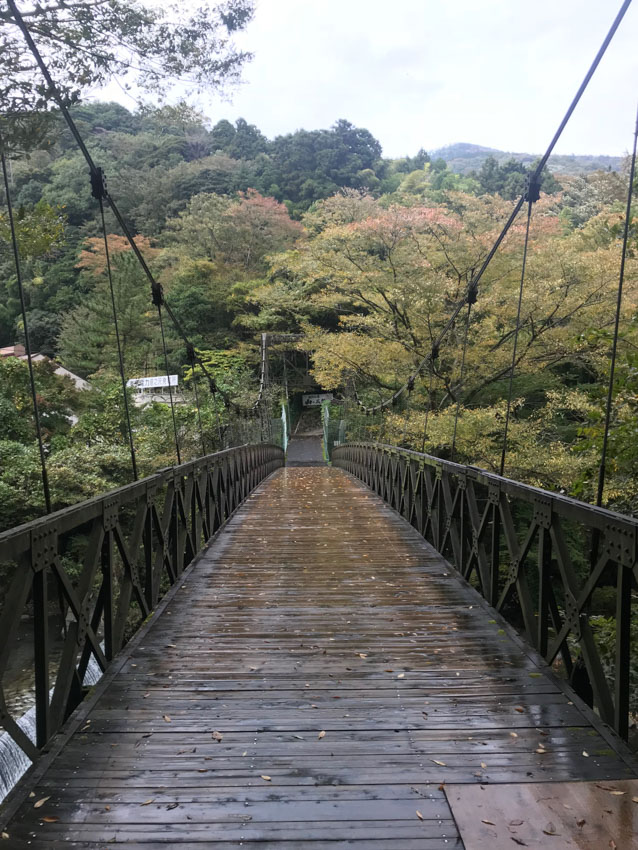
[2,466,636,848]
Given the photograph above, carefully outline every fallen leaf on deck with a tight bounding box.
[416,810,424,820]
[511,838,527,846]
[577,819,586,828]
[482,819,495,825]
[632,796,638,803]
[609,790,625,796]
[163,715,171,722]
[140,799,154,806]
[431,760,446,766]
[212,731,223,742]
[34,797,50,809]
[260,775,272,781]
[515,706,524,713]
[542,822,557,835]
[41,816,59,823]
[582,751,589,757]
[480,762,487,769]
[318,730,326,739]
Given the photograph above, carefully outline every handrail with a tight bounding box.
[0,444,284,762]
[333,442,637,742]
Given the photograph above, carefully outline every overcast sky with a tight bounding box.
[103,0,637,158]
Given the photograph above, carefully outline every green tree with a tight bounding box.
[0,0,254,117]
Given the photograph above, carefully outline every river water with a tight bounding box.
[0,618,102,802]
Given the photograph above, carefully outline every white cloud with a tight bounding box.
[98,0,638,157]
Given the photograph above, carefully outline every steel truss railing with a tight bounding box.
[333,442,637,741]
[0,444,284,760]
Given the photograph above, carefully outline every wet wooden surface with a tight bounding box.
[2,466,636,848]
[446,779,638,848]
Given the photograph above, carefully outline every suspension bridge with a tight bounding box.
[1,0,638,847]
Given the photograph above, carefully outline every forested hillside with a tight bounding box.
[0,101,635,532]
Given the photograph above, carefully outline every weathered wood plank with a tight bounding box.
[1,467,636,848]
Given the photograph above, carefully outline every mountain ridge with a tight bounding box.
[431,142,623,176]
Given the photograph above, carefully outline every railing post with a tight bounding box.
[32,567,50,748]
[614,562,632,739]
[101,529,114,661]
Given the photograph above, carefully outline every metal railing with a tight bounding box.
[0,444,284,759]
[333,442,637,742]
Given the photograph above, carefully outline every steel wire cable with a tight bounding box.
[350,0,632,415]
[595,102,638,507]
[499,192,535,477]
[98,197,138,480]
[1,147,52,513]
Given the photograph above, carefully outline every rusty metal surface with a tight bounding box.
[1,467,635,847]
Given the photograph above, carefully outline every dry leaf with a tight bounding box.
[431,759,446,766]
[140,799,154,806]
[609,842,617,850]
[416,810,424,820]
[542,822,557,835]
[515,706,524,713]
[104,806,111,812]
[511,839,527,846]
[632,796,638,803]
[509,820,524,826]
[582,751,589,757]
[577,819,586,828]
[1,833,9,840]
[260,775,272,781]
[482,819,495,825]
[318,730,326,739]
[212,731,223,742]
[34,797,50,809]
[397,673,405,679]
[163,715,171,723]
[480,762,487,769]
[510,732,518,738]
[609,790,625,796]
[358,653,367,658]
[41,816,59,823]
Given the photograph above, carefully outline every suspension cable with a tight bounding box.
[595,103,638,507]
[499,179,539,476]
[349,0,632,416]
[420,369,435,454]
[97,194,138,479]
[186,345,207,457]
[154,292,181,465]
[1,147,52,513]
[450,287,476,462]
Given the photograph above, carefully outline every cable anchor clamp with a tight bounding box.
[151,281,164,307]
[525,174,541,204]
[90,166,108,201]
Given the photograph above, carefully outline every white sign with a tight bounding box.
[302,393,333,407]
[127,375,178,390]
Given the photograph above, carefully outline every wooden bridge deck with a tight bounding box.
[2,466,636,848]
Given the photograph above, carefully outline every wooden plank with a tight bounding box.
[1,467,636,849]
[446,779,638,848]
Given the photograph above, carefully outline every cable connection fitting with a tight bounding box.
[467,282,478,305]
[526,174,541,204]
[407,376,415,394]
[90,166,108,200]
[151,280,164,307]
[186,343,196,362]
[208,378,218,395]
[431,343,440,361]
